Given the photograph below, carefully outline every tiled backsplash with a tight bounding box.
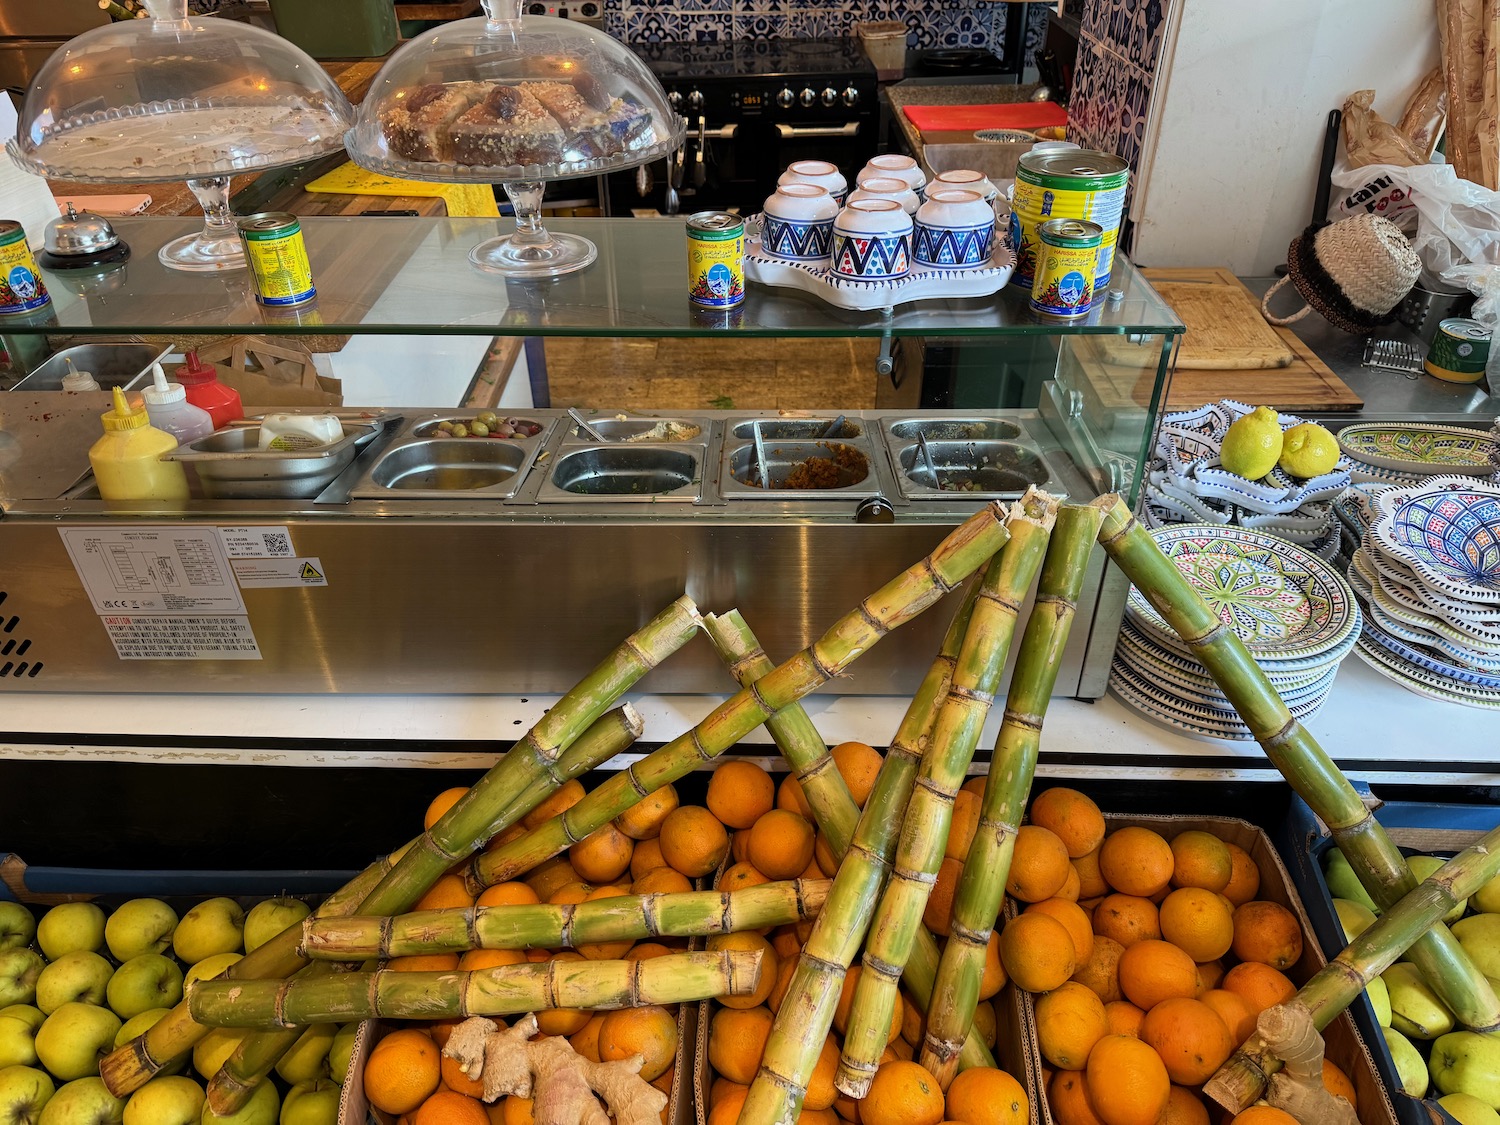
[1066,0,1168,175]
[605,0,1051,55]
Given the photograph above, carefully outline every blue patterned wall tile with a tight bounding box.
[932,8,990,49]
[623,8,672,39]
[678,11,734,38]
[1123,0,1166,71]
[735,9,787,37]
[1079,0,1107,43]
[674,0,732,11]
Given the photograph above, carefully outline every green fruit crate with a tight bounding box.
[1280,793,1500,1125]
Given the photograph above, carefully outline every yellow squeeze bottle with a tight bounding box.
[89,386,189,501]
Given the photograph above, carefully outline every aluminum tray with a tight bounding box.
[164,423,379,499]
[537,445,704,503]
[892,439,1056,500]
[10,343,170,393]
[561,413,712,444]
[720,440,880,499]
[883,416,1023,443]
[354,438,535,500]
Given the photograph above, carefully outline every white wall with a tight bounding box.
[1131,0,1439,275]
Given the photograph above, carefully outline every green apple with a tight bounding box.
[35,906,105,963]
[279,1079,339,1125]
[35,955,113,1017]
[112,1012,181,1078]
[34,1004,121,1082]
[0,1064,53,1125]
[1366,974,1392,1028]
[0,1008,43,1070]
[1453,914,1500,980]
[1431,1030,1500,1108]
[0,908,36,955]
[1474,870,1500,914]
[1324,848,1379,913]
[191,1030,245,1082]
[326,1025,356,1086]
[1333,898,1378,942]
[1383,1026,1429,1098]
[272,1025,334,1086]
[122,1076,203,1125]
[0,953,44,1010]
[1408,855,1468,923]
[199,1076,276,1125]
[1439,1093,1500,1125]
[1383,962,1456,1039]
[104,902,177,964]
[241,901,309,957]
[182,956,242,995]
[106,957,182,1021]
[36,1077,123,1125]
[172,902,243,966]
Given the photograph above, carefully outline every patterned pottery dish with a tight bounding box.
[1353,637,1500,711]
[931,168,1000,204]
[912,188,996,269]
[777,159,848,204]
[1372,476,1500,601]
[760,184,838,263]
[1337,422,1500,477]
[860,153,926,199]
[829,198,913,281]
[849,175,920,215]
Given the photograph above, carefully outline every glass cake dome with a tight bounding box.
[7,0,354,271]
[347,0,686,278]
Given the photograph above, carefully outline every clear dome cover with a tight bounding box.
[346,0,685,183]
[6,0,354,184]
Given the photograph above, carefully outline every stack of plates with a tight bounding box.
[1347,475,1500,710]
[1336,422,1500,488]
[1110,524,1361,740]
[1141,400,1349,563]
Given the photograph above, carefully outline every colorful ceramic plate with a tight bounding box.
[1115,628,1333,694]
[1110,661,1333,740]
[1372,477,1500,602]
[1114,643,1337,708]
[1338,423,1500,476]
[1360,614,1500,689]
[1109,677,1256,742]
[1353,638,1500,711]
[1116,618,1339,686]
[1127,525,1359,663]
[1353,573,1500,671]
[1359,540,1500,627]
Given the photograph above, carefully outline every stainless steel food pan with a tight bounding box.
[884,416,1023,442]
[562,414,711,443]
[893,439,1053,500]
[358,438,535,499]
[164,423,379,499]
[720,440,880,499]
[10,343,170,392]
[727,417,864,441]
[539,445,703,503]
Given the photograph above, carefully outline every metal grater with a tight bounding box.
[1362,338,1424,378]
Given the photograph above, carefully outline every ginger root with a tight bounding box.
[1256,1002,1359,1125]
[444,1013,669,1125]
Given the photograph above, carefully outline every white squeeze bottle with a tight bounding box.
[141,362,215,445]
[89,387,189,502]
[60,359,100,392]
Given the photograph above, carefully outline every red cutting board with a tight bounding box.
[903,102,1068,136]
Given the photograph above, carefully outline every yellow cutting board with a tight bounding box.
[1097,266,1295,370]
[304,163,500,218]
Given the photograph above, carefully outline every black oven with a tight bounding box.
[603,38,879,217]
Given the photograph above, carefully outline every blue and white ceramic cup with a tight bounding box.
[913,188,996,269]
[777,160,849,206]
[761,184,839,263]
[849,175,921,216]
[830,198,913,281]
[860,153,927,202]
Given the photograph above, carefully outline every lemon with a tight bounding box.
[1220,406,1284,480]
[1278,422,1340,479]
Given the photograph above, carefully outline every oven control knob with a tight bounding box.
[799,87,816,107]
[821,87,838,107]
[776,87,795,109]
[667,90,683,110]
[842,86,860,107]
[687,89,705,112]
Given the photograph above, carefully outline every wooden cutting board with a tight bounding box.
[1097,267,1294,369]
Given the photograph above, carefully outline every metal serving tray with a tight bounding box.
[164,423,380,499]
[561,413,712,444]
[10,343,170,392]
[358,438,534,498]
[892,439,1055,500]
[720,440,880,499]
[537,444,704,503]
[884,416,1023,443]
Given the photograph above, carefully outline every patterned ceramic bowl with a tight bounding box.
[761,184,838,263]
[829,198,913,281]
[1372,476,1500,602]
[778,160,848,205]
[860,153,926,199]
[931,168,999,203]
[850,175,920,215]
[913,188,995,269]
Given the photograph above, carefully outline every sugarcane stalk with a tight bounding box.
[1205,824,1500,1113]
[301,879,830,959]
[735,501,1038,1125]
[899,926,995,1072]
[920,499,1107,1087]
[467,504,1014,891]
[1096,497,1500,1033]
[837,490,1058,1099]
[189,950,763,1029]
[703,609,859,854]
[203,704,646,1114]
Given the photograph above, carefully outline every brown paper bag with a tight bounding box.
[193,337,344,408]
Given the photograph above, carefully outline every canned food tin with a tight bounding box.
[1425,318,1491,383]
[237,212,316,307]
[1009,150,1128,293]
[687,211,745,308]
[0,220,52,315]
[1030,218,1103,318]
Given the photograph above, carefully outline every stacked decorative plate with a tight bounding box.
[1141,401,1349,563]
[1110,524,1361,740]
[1347,475,1500,710]
[1336,422,1500,488]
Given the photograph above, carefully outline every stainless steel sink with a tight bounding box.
[540,445,702,502]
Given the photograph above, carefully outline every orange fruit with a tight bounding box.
[1005,825,1072,903]
[475,882,539,908]
[659,806,731,878]
[814,833,840,878]
[861,1060,945,1125]
[771,925,802,960]
[709,1077,747,1107]
[945,1066,1028,1125]
[1030,788,1106,859]
[578,884,634,960]
[1157,1086,1210,1125]
[1069,934,1125,1004]
[633,866,694,896]
[615,783,680,840]
[831,742,883,807]
[386,952,460,972]
[804,1034,842,1111]
[523,780,585,829]
[413,1090,488,1125]
[1024,898,1095,966]
[708,1005,774,1085]
[962,776,987,797]
[1201,988,1256,1045]
[424,787,469,831]
[1158,888,1234,962]
[1221,962,1296,1018]
[834,965,902,1043]
[833,1092,859,1122]
[1098,827,1175,898]
[1102,1000,1144,1038]
[1197,959,1226,993]
[1091,894,1160,949]
[978,930,1006,1000]
[717,861,770,894]
[1083,1035,1170,1125]
[459,947,525,971]
[947,789,982,862]
[548,880,593,906]
[630,838,668,881]
[569,1013,605,1062]
[414,873,475,912]
[708,932,780,1009]
[1229,1110,1300,1125]
[1072,848,1109,900]
[625,942,674,962]
[999,913,1077,993]
[534,951,593,1035]
[364,1028,442,1115]
[1034,981,1108,1070]
[570,821,634,885]
[1138,996,1235,1085]
[924,857,965,937]
[1322,1058,1357,1110]
[1222,844,1261,907]
[768,956,798,1014]
[439,1053,487,1099]
[900,991,924,1046]
[1049,1069,1106,1125]
[598,1004,677,1080]
[430,1018,464,1048]
[484,823,527,853]
[1230,901,1303,970]
[799,1111,840,1125]
[524,858,578,902]
[778,774,814,819]
[971,999,997,1050]
[707,1086,748,1125]
[708,760,776,829]
[1056,864,1082,903]
[1116,940,1199,1011]
[748,809,816,880]
[1168,831,1232,892]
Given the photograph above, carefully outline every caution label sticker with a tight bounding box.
[231,556,329,589]
[102,615,261,660]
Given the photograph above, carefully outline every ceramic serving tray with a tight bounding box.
[1337,422,1500,476]
[1371,476,1500,604]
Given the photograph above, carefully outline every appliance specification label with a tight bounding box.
[218,525,297,559]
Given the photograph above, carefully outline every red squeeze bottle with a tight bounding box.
[174,350,243,429]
